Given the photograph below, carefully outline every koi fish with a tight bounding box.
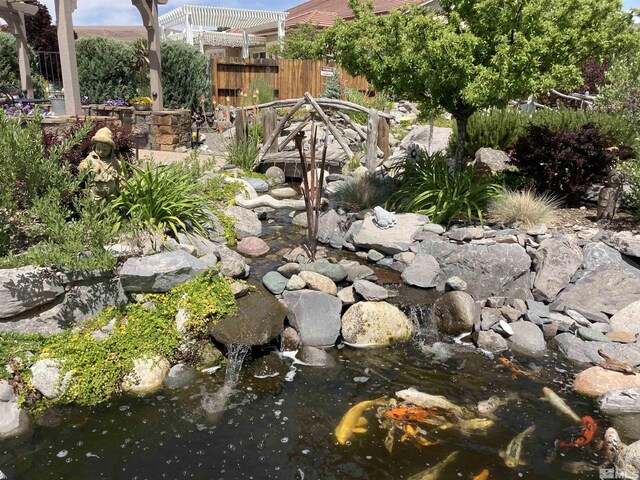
[472,469,489,480]
[407,451,460,480]
[500,425,536,468]
[498,357,530,379]
[557,415,597,448]
[477,393,519,417]
[385,405,452,424]
[603,427,624,464]
[399,424,439,447]
[541,387,581,424]
[334,397,389,445]
[458,417,495,433]
[396,388,467,418]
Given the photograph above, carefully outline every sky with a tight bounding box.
[20,0,640,26]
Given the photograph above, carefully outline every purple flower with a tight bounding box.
[104,98,128,107]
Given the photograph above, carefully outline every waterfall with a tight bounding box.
[202,343,250,415]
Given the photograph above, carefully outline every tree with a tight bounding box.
[24,0,59,52]
[326,0,632,169]
[266,24,327,60]
[160,40,210,110]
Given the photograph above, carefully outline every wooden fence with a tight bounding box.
[210,57,370,104]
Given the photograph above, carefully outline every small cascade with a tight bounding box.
[406,304,438,339]
[202,343,250,415]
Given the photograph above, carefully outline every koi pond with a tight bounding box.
[1,339,605,480]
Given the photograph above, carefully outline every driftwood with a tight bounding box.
[256,97,306,166]
[234,194,308,211]
[252,97,393,120]
[598,349,640,375]
[304,92,354,160]
[365,108,379,171]
[261,107,278,155]
[278,113,312,152]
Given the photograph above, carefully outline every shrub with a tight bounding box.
[42,120,134,175]
[343,87,391,125]
[387,149,503,224]
[322,70,342,99]
[492,168,536,191]
[161,40,210,110]
[512,123,617,204]
[487,190,560,227]
[331,173,393,212]
[0,32,47,99]
[620,160,640,220]
[249,77,276,104]
[111,161,210,238]
[76,37,137,104]
[450,108,530,157]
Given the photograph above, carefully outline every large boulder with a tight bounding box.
[605,231,640,258]
[341,302,414,345]
[122,356,170,396]
[431,291,479,335]
[506,321,546,357]
[419,242,532,300]
[599,388,640,415]
[0,266,64,318]
[0,401,30,439]
[350,213,428,254]
[399,125,452,154]
[610,300,640,335]
[552,265,640,322]
[554,333,604,364]
[283,290,342,346]
[401,253,440,288]
[224,205,263,239]
[119,250,207,293]
[0,276,127,335]
[473,148,511,173]
[532,238,583,302]
[616,439,640,479]
[574,366,640,397]
[210,285,286,345]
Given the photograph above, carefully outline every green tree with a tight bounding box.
[267,24,327,60]
[598,30,640,138]
[160,40,210,110]
[327,0,632,169]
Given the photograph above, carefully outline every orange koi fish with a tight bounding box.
[499,357,530,379]
[558,416,597,448]
[385,405,450,423]
[472,469,490,480]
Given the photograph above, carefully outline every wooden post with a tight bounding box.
[262,107,278,154]
[378,116,390,162]
[256,97,306,167]
[55,0,81,115]
[235,109,246,143]
[365,108,379,171]
[133,0,164,111]
[278,113,311,151]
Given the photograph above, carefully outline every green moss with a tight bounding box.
[0,272,236,407]
[210,207,237,246]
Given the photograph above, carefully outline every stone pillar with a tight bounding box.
[55,0,81,115]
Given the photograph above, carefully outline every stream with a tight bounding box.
[0,208,607,479]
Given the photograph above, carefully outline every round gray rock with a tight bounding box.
[265,166,286,184]
[262,271,289,295]
[430,291,479,335]
[506,321,546,357]
[297,346,337,368]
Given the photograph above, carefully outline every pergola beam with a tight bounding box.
[0,1,38,16]
[132,0,164,111]
[54,0,81,115]
[0,1,37,98]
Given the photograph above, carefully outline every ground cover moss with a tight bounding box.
[0,272,236,408]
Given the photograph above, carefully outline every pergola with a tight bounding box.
[159,5,286,58]
[2,0,168,115]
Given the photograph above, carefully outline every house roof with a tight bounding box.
[286,0,423,28]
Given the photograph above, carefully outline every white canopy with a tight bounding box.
[159,5,286,57]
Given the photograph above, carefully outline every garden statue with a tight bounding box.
[373,206,397,229]
[78,127,122,199]
[597,169,625,221]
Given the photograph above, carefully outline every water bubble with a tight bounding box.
[302,449,309,455]
[65,458,72,463]
[56,450,68,458]
[281,437,289,443]
[353,376,369,383]
[274,410,281,419]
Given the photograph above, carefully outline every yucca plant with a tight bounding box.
[111,161,209,238]
[487,189,560,227]
[387,149,504,224]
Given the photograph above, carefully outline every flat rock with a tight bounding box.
[283,290,342,346]
[236,237,270,257]
[353,279,388,301]
[350,213,427,254]
[605,231,640,258]
[606,331,638,343]
[473,330,508,353]
[401,253,440,288]
[270,187,297,200]
[577,327,611,343]
[430,291,479,335]
[286,274,306,291]
[341,301,414,345]
[553,265,640,320]
[599,388,640,414]
[345,264,375,282]
[444,227,484,242]
[317,210,343,244]
[574,241,640,282]
[299,260,347,283]
[574,366,640,397]
[0,266,64,318]
[122,356,170,396]
[532,238,583,303]
[506,321,546,357]
[177,232,219,257]
[242,177,269,193]
[210,286,287,345]
[224,205,263,239]
[262,271,288,295]
[298,271,337,295]
[610,301,640,335]
[419,242,532,300]
[119,250,207,293]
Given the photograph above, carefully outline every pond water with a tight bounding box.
[0,209,608,480]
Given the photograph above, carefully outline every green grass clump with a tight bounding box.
[331,173,394,212]
[387,149,504,224]
[487,190,560,227]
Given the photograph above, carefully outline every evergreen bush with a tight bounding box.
[161,40,210,110]
[322,70,342,99]
[0,32,46,98]
[76,37,137,104]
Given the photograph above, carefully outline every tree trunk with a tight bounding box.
[453,113,470,171]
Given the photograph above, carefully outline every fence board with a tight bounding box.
[211,57,370,104]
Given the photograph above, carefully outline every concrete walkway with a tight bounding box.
[137,148,227,169]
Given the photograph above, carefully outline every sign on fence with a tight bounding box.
[320,67,334,77]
